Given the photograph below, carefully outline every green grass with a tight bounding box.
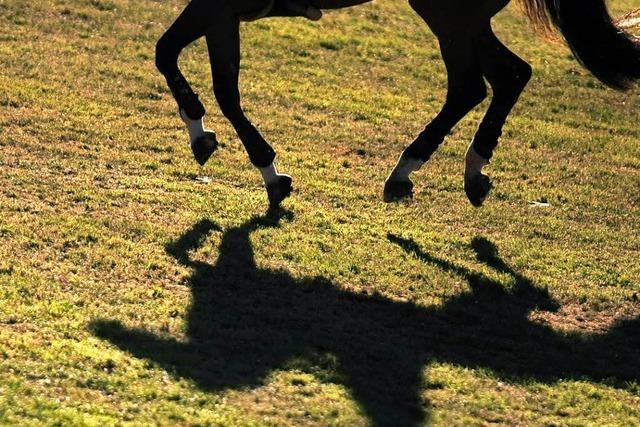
[1,0,639,425]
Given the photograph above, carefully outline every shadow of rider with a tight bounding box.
[92,208,640,426]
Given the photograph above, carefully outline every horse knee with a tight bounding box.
[490,59,532,100]
[155,35,179,75]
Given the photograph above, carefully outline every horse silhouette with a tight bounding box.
[156,0,640,206]
[92,209,640,426]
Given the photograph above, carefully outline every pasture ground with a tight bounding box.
[1,0,639,425]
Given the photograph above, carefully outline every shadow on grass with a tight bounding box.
[91,207,640,426]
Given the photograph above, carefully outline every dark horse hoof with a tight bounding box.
[266,175,293,206]
[191,132,218,166]
[383,180,414,203]
[464,173,493,207]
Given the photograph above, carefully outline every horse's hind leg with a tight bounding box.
[464,26,532,207]
[385,32,487,202]
[205,19,292,205]
[156,0,219,166]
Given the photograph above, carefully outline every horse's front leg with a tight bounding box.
[206,18,293,206]
[156,0,229,166]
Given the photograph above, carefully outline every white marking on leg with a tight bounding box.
[180,109,206,146]
[465,144,490,179]
[259,163,281,186]
[387,154,424,182]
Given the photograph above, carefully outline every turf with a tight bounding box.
[1,0,639,425]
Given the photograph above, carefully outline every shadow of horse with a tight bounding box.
[91,208,640,426]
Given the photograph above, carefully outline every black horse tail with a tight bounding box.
[521,0,640,90]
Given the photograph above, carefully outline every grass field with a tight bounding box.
[1,0,640,425]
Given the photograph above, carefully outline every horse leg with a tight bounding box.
[205,18,293,206]
[155,0,221,166]
[464,25,532,207]
[384,32,487,202]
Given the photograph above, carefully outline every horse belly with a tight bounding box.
[411,0,510,36]
[309,0,373,9]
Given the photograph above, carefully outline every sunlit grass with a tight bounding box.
[1,0,639,425]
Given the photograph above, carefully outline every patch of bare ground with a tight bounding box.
[530,302,640,333]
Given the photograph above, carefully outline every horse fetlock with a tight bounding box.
[179,109,218,166]
[465,144,490,178]
[464,144,492,206]
[259,163,284,185]
[245,140,277,169]
[181,109,205,140]
[260,163,293,205]
[388,154,425,183]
